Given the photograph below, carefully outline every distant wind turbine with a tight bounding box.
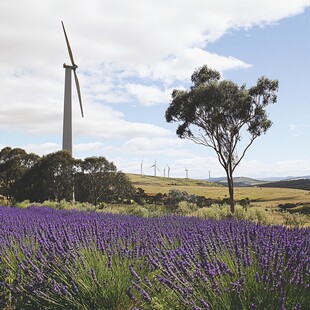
[167,165,170,178]
[185,165,189,179]
[61,21,84,155]
[150,160,160,177]
[140,156,144,175]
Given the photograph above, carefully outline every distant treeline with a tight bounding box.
[259,179,310,191]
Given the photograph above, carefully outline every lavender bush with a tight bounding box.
[0,206,309,309]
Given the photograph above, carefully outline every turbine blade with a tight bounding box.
[74,70,84,117]
[61,21,75,66]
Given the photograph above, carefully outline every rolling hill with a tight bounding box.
[259,178,310,191]
[213,177,267,187]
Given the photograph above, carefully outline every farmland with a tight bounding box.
[128,173,310,208]
[0,206,309,309]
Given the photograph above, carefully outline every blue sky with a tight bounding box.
[0,0,309,179]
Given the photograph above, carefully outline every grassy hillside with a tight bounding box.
[259,178,310,191]
[128,173,310,208]
[216,176,267,187]
[128,173,219,187]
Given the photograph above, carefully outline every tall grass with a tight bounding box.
[11,199,310,227]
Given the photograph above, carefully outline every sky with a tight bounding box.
[0,0,309,180]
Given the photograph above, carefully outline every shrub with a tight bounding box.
[247,207,268,225]
[283,212,308,228]
[13,199,31,209]
[176,201,198,215]
[191,204,232,220]
[165,189,197,208]
[126,205,150,217]
[234,205,247,220]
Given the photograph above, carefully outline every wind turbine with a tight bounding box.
[140,156,144,175]
[185,165,189,179]
[61,21,84,155]
[167,165,170,178]
[150,160,160,177]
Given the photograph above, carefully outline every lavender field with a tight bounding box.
[0,206,309,309]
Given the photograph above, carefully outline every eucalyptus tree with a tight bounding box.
[76,156,117,205]
[0,147,39,200]
[15,151,76,202]
[165,65,279,213]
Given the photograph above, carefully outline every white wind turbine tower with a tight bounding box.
[185,165,189,179]
[140,156,144,175]
[150,160,160,177]
[61,21,84,155]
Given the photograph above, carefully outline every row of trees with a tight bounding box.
[0,147,135,205]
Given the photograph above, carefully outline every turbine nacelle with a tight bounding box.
[63,63,78,70]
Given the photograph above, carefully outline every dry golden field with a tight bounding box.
[127,173,310,209]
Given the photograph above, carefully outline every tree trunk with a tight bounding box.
[226,170,235,213]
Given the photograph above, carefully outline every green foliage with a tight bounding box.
[176,201,198,215]
[279,203,310,214]
[165,189,200,208]
[191,204,268,224]
[13,199,96,212]
[260,178,310,191]
[11,199,309,227]
[14,150,75,202]
[246,207,268,225]
[75,159,135,205]
[283,212,308,228]
[0,147,39,200]
[192,204,232,220]
[0,147,136,206]
[125,205,150,217]
[75,156,117,205]
[165,65,279,213]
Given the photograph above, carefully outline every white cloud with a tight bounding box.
[123,137,185,153]
[235,159,310,179]
[289,123,310,130]
[23,143,60,155]
[1,1,308,98]
[1,0,310,178]
[125,84,172,106]
[74,142,105,153]
[149,48,251,84]
[74,102,170,138]
[164,157,310,179]
[288,123,310,137]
